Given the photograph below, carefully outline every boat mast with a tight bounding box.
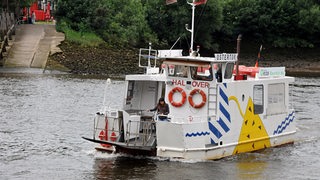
[186,0,196,56]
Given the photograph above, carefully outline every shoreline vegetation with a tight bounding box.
[4,1,320,77]
[48,40,320,78]
[46,0,320,78]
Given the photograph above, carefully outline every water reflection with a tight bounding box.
[93,156,157,180]
[231,153,269,180]
[237,161,267,179]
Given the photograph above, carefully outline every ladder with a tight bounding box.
[207,84,217,119]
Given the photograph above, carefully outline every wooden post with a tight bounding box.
[10,13,15,36]
[0,15,5,40]
[236,34,242,76]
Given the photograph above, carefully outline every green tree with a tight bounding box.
[56,0,156,47]
[1,0,34,16]
[18,0,34,8]
[55,0,320,49]
[97,0,156,47]
[222,0,275,41]
[296,0,320,46]
[222,0,320,48]
[144,0,223,51]
[55,0,93,32]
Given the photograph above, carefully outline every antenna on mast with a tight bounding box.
[186,0,196,56]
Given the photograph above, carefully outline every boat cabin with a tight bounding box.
[123,48,238,123]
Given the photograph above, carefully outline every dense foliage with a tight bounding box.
[223,0,320,48]
[1,0,34,15]
[56,0,156,47]
[54,0,320,49]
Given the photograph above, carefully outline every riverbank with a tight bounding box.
[48,42,143,78]
[48,41,320,77]
[244,46,320,77]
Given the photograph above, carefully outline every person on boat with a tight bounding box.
[215,65,222,83]
[149,97,170,121]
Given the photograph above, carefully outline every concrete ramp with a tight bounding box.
[4,24,65,68]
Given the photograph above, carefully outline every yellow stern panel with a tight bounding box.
[230,96,271,154]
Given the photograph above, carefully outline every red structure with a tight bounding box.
[23,0,54,22]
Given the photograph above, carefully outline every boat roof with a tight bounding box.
[160,56,237,64]
[125,74,167,81]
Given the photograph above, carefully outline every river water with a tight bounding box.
[0,69,319,180]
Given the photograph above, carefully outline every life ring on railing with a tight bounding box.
[110,131,117,142]
[188,89,207,108]
[98,116,112,148]
[98,130,111,147]
[168,87,187,107]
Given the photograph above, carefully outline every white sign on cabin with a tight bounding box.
[256,67,286,78]
[215,53,238,61]
[158,50,183,57]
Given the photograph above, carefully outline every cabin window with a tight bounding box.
[213,64,222,82]
[126,81,135,104]
[224,63,234,79]
[168,65,188,78]
[267,83,285,115]
[190,66,213,81]
[253,84,264,114]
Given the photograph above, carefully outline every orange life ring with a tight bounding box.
[168,87,187,107]
[98,130,111,147]
[188,89,207,108]
[98,130,105,141]
[110,131,117,142]
[98,116,112,148]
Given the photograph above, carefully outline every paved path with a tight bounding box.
[4,24,64,68]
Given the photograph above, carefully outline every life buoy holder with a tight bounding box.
[168,87,187,107]
[98,130,111,147]
[98,116,112,148]
[110,131,117,142]
[98,130,106,141]
[188,89,207,108]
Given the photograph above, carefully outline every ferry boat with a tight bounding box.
[83,1,296,160]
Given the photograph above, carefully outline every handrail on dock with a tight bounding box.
[0,12,17,64]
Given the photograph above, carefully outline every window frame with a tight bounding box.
[190,66,213,81]
[224,62,234,79]
[267,83,286,115]
[253,84,264,114]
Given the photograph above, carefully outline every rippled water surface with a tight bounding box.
[0,72,319,180]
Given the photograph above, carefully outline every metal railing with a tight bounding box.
[93,114,123,142]
[0,12,16,64]
[126,120,156,147]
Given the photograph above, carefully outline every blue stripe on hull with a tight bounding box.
[210,138,217,145]
[217,117,230,133]
[220,87,229,105]
[208,122,222,139]
[219,102,231,122]
[208,83,231,144]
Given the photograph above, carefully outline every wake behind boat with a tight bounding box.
[83,0,295,160]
